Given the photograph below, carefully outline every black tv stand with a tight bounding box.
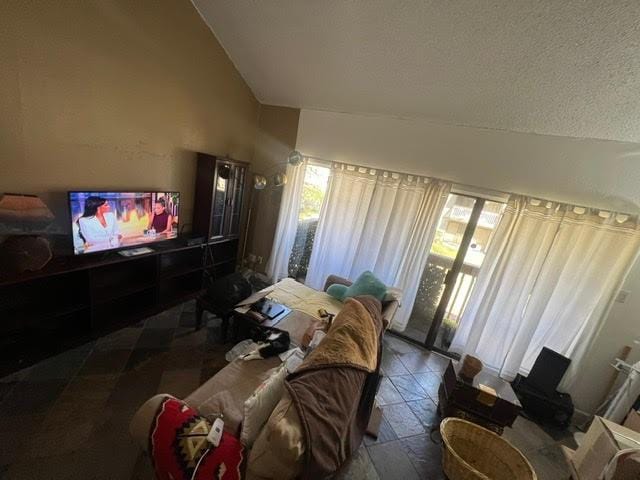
[0,237,240,377]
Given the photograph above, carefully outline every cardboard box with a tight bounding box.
[623,409,640,434]
[571,416,640,479]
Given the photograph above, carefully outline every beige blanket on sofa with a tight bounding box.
[265,277,344,321]
[300,296,380,372]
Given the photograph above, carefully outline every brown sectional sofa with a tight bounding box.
[130,276,401,478]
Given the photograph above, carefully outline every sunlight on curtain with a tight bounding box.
[304,165,377,288]
[305,164,450,331]
[265,159,307,282]
[450,196,640,387]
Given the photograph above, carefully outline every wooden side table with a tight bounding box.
[438,360,521,434]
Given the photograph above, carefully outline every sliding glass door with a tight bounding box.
[400,193,505,355]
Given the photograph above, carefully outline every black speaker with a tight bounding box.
[512,348,574,428]
[526,347,571,397]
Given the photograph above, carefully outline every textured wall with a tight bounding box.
[298,109,640,214]
[0,0,259,229]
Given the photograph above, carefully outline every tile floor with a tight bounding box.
[0,301,574,479]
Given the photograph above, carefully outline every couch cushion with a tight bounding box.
[186,356,282,436]
[241,365,287,448]
[266,278,343,320]
[246,390,305,480]
[130,394,174,451]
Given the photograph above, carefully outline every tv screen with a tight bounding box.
[69,191,180,255]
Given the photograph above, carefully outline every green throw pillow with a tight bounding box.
[327,271,387,302]
[327,283,348,301]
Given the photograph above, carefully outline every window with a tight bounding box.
[287,164,331,280]
[401,193,505,353]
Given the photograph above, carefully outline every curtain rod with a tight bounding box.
[302,154,637,217]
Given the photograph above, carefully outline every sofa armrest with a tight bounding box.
[323,274,353,292]
[381,300,399,330]
[130,394,174,451]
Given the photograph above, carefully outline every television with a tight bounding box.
[68,191,180,255]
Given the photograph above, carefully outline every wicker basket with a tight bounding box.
[440,418,537,480]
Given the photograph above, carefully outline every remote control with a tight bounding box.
[207,418,224,447]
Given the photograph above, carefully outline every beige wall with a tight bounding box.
[297,109,640,214]
[570,264,640,413]
[243,105,300,271]
[0,0,259,230]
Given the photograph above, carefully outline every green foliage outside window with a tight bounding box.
[299,183,325,220]
[430,231,458,259]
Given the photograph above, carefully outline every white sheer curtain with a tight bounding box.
[450,196,640,386]
[265,159,307,282]
[304,166,377,287]
[305,164,450,331]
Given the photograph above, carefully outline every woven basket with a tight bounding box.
[440,418,537,480]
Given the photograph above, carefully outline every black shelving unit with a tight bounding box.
[0,237,238,376]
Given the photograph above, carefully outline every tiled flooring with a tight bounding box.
[401,314,431,343]
[351,334,576,480]
[0,301,574,479]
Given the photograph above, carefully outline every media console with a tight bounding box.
[0,237,239,377]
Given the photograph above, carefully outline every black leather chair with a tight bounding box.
[196,272,252,342]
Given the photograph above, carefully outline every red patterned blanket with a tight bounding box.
[150,397,244,480]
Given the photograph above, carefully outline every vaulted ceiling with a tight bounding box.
[194,1,640,143]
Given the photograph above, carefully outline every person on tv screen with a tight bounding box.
[148,197,173,234]
[77,196,121,249]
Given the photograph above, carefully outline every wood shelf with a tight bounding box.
[0,236,240,376]
[160,265,204,281]
[92,281,157,305]
[1,153,248,377]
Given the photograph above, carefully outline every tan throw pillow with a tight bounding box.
[246,390,305,480]
[240,364,287,447]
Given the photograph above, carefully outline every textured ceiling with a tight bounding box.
[193,1,640,143]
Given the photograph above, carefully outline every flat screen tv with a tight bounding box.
[69,191,180,255]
